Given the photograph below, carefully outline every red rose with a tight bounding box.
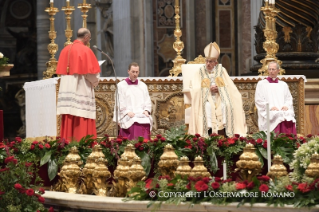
[10,141,16,146]
[167,183,174,187]
[186,182,191,190]
[298,183,311,193]
[302,139,307,144]
[145,178,153,189]
[222,179,232,183]
[239,137,246,141]
[286,185,293,191]
[247,181,254,190]
[195,133,201,138]
[38,196,45,203]
[14,183,23,190]
[153,138,158,142]
[116,138,123,145]
[256,138,263,144]
[30,145,35,150]
[160,137,166,142]
[156,134,162,139]
[25,162,32,167]
[32,141,39,145]
[192,137,198,142]
[296,143,300,148]
[122,137,128,141]
[218,140,223,147]
[0,168,9,172]
[234,134,240,138]
[259,184,269,192]
[45,143,50,149]
[214,177,221,182]
[39,188,45,194]
[236,182,247,190]
[227,138,235,145]
[49,207,54,212]
[202,177,210,183]
[211,182,220,190]
[15,137,22,143]
[139,146,144,151]
[263,141,267,148]
[257,175,270,182]
[307,134,312,138]
[134,142,141,149]
[38,144,43,149]
[26,188,34,196]
[5,156,17,164]
[0,190,5,195]
[194,181,208,192]
[143,139,149,143]
[0,143,5,149]
[210,133,218,137]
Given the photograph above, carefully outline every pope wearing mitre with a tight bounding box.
[188,42,247,137]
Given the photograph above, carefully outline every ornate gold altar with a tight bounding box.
[55,76,305,137]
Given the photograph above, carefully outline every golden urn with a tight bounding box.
[190,156,211,178]
[81,144,105,194]
[158,144,179,178]
[267,155,288,180]
[175,156,192,178]
[121,144,138,166]
[235,143,262,181]
[92,157,111,196]
[112,156,130,197]
[127,156,146,191]
[62,146,83,193]
[305,152,319,178]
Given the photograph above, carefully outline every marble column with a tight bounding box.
[113,0,154,77]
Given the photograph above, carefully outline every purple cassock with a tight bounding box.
[266,77,296,135]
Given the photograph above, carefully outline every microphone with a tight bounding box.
[93,45,120,137]
[93,45,102,52]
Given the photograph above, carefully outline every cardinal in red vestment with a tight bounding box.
[56,28,100,142]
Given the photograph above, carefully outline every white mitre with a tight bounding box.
[204,42,220,60]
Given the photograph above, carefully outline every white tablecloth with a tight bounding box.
[24,78,59,138]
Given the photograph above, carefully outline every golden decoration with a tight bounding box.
[61,0,75,46]
[158,144,179,178]
[174,156,192,178]
[78,0,91,47]
[121,144,138,166]
[80,144,105,194]
[267,155,288,180]
[187,55,206,64]
[190,156,211,178]
[112,156,130,197]
[168,0,186,77]
[127,156,146,191]
[305,152,319,178]
[258,2,285,76]
[215,77,225,87]
[54,146,82,193]
[201,78,210,88]
[282,26,292,43]
[92,157,111,196]
[44,2,59,79]
[235,143,262,181]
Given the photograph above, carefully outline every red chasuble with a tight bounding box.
[56,40,100,75]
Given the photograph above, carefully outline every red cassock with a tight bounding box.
[56,40,100,142]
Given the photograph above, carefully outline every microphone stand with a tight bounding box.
[94,47,119,137]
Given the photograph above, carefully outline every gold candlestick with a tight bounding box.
[169,0,186,77]
[258,2,285,76]
[62,1,75,46]
[43,2,59,79]
[78,0,91,46]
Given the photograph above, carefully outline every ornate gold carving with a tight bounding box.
[155,92,184,130]
[168,0,186,77]
[235,143,262,182]
[92,157,111,196]
[62,1,75,47]
[267,155,288,180]
[259,2,285,76]
[112,156,130,197]
[175,156,192,178]
[127,156,146,192]
[157,34,176,63]
[44,2,59,79]
[282,26,292,43]
[95,95,113,137]
[305,152,319,178]
[190,156,211,178]
[158,144,179,178]
[187,55,206,64]
[298,78,305,135]
[78,0,92,46]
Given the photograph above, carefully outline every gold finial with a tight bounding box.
[62,1,75,47]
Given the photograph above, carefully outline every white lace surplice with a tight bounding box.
[255,79,296,132]
[114,80,152,129]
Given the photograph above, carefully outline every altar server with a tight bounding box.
[188,42,247,137]
[56,28,100,141]
[114,62,152,140]
[255,61,296,134]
